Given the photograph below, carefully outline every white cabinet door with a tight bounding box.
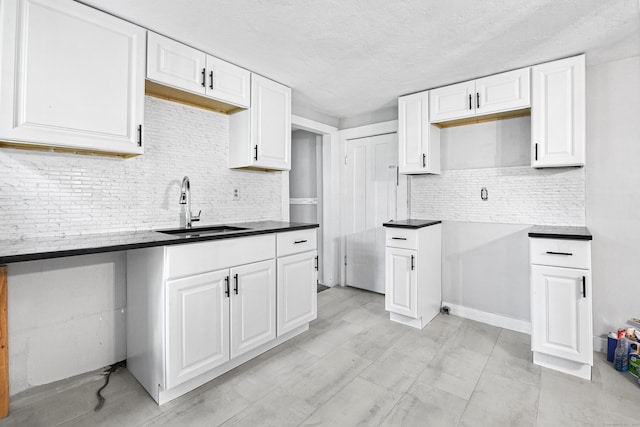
[531,55,585,167]
[277,251,318,336]
[398,91,440,175]
[429,80,475,122]
[476,68,530,115]
[230,260,276,358]
[251,74,291,170]
[0,0,145,155]
[166,269,230,390]
[385,247,417,318]
[531,265,592,365]
[207,55,250,108]
[147,32,207,96]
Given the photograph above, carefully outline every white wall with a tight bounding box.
[2,96,284,395]
[410,115,585,327]
[586,56,640,348]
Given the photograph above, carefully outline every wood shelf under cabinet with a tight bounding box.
[145,80,246,115]
[431,108,530,129]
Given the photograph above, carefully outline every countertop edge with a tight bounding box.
[527,232,592,241]
[0,223,319,265]
[383,220,442,229]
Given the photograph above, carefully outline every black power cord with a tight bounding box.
[94,360,126,412]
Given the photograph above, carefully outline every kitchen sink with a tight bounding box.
[156,225,249,238]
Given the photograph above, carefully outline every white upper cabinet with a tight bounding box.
[531,55,585,168]
[475,68,530,115]
[0,0,145,156]
[147,32,250,108]
[229,74,291,171]
[429,80,475,122]
[398,91,440,174]
[429,67,530,123]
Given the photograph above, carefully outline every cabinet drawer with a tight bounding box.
[277,229,317,257]
[385,228,418,250]
[529,238,591,269]
[167,234,276,279]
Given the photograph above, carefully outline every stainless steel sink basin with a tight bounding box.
[156,225,249,238]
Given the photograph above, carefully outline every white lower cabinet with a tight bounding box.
[529,236,593,380]
[385,247,417,318]
[230,260,276,358]
[384,223,441,329]
[166,269,229,390]
[277,251,318,335]
[127,230,316,405]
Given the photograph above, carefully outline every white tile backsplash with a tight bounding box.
[0,96,283,240]
[410,166,585,226]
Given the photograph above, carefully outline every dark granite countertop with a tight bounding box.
[382,219,442,229]
[528,225,592,241]
[0,221,319,264]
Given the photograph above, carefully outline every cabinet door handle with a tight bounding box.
[392,237,407,240]
[468,94,472,110]
[201,68,206,87]
[582,276,586,298]
[254,145,258,161]
[234,274,239,295]
[535,143,538,161]
[315,255,319,271]
[546,251,573,256]
[294,240,307,244]
[410,255,415,270]
[137,124,142,147]
[209,70,214,89]
[224,276,230,298]
[476,92,480,109]
[422,153,426,168]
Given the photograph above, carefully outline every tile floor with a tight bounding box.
[1,286,639,426]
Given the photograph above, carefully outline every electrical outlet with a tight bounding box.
[233,188,240,200]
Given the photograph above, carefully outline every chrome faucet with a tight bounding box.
[179,176,201,229]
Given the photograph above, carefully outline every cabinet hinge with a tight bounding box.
[344,255,347,266]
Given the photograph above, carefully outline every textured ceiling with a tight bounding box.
[81,0,640,120]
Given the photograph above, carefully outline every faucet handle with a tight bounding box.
[192,210,201,222]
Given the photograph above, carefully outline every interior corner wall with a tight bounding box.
[585,56,640,346]
[410,116,586,326]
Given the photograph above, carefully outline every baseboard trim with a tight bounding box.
[442,301,531,334]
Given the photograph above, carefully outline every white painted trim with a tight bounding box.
[292,115,337,134]
[290,198,318,205]
[340,120,398,141]
[290,115,339,286]
[442,301,532,334]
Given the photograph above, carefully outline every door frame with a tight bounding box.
[339,120,407,286]
[288,115,340,286]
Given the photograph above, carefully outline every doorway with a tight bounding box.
[290,130,324,285]
[344,132,400,294]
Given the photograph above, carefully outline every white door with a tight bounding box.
[429,80,475,122]
[531,265,592,364]
[277,251,318,336]
[0,0,145,155]
[165,269,230,389]
[475,67,530,115]
[345,133,399,293]
[206,55,250,107]
[251,74,291,170]
[531,55,585,167]
[385,247,417,318]
[147,32,207,95]
[230,260,276,358]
